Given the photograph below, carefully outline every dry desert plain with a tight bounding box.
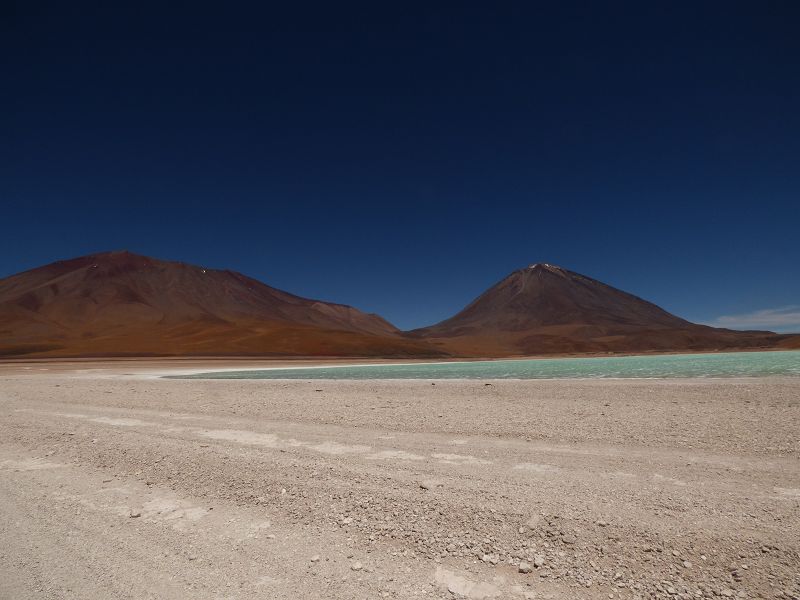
[0,359,798,600]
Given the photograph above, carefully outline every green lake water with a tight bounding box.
[171,350,800,380]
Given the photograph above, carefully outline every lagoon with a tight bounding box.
[172,350,800,380]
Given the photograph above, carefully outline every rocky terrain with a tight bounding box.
[1,360,798,599]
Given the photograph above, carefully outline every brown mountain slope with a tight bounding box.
[0,251,441,358]
[409,263,794,355]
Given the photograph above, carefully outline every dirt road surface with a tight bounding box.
[1,361,798,599]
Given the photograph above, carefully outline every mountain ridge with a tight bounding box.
[0,251,439,358]
[1,252,796,358]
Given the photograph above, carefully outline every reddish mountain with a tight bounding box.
[0,251,441,358]
[409,263,793,355]
[1,256,794,358]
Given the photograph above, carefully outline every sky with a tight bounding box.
[2,2,799,331]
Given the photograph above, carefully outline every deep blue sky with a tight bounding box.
[2,2,799,331]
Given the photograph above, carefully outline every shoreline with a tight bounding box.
[2,344,799,365]
[2,342,799,365]
[1,349,797,379]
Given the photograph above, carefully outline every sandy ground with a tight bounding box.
[0,361,798,600]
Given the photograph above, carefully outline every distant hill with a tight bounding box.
[408,263,794,355]
[0,251,441,358]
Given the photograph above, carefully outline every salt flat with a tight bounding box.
[0,360,798,599]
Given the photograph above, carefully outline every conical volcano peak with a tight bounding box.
[411,263,791,354]
[522,263,573,279]
[413,262,696,345]
[526,263,565,272]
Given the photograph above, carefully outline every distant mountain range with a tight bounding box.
[1,252,796,358]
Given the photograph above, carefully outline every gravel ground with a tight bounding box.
[0,360,798,599]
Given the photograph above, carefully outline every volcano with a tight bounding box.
[410,263,792,355]
[0,251,441,358]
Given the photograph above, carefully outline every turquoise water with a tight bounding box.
[172,350,800,380]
